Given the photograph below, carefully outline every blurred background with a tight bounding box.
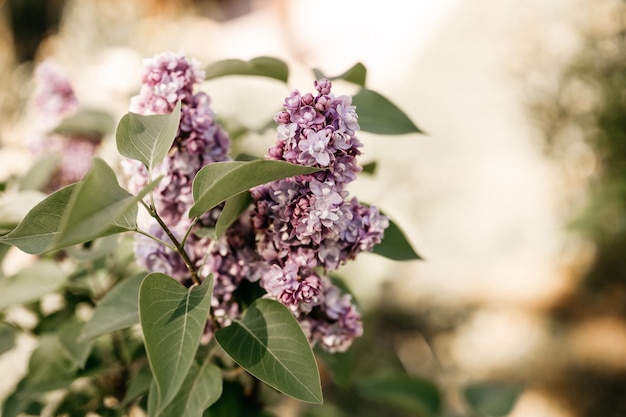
[1,0,625,416]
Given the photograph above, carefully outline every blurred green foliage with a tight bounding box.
[527,2,626,416]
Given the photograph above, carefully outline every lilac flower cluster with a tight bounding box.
[32,60,79,123]
[30,59,100,192]
[126,52,387,353]
[124,51,230,228]
[249,80,390,352]
[252,80,389,268]
[122,53,232,310]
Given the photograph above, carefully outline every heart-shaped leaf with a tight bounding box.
[0,261,66,311]
[190,160,320,218]
[352,88,423,135]
[80,272,146,341]
[215,298,322,404]
[204,57,289,83]
[116,101,181,171]
[139,273,213,414]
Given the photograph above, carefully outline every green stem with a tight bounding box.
[134,228,177,252]
[140,200,201,286]
[181,216,199,247]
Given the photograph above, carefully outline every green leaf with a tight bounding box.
[0,168,160,255]
[203,380,277,417]
[139,273,213,414]
[1,383,35,417]
[52,107,115,138]
[0,243,10,277]
[361,161,377,175]
[160,361,223,417]
[0,323,17,355]
[357,375,441,417]
[0,184,75,254]
[215,298,322,404]
[79,272,146,341]
[18,154,60,191]
[120,363,153,408]
[215,191,253,238]
[301,404,346,417]
[116,101,181,171]
[204,57,289,83]
[147,380,159,417]
[315,347,355,388]
[313,62,367,87]
[352,88,423,135]
[464,381,524,417]
[55,159,162,250]
[22,334,78,392]
[64,234,120,261]
[0,260,66,311]
[234,152,262,161]
[190,160,320,218]
[58,318,93,369]
[54,158,137,248]
[372,215,422,261]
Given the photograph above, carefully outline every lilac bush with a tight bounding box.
[123,51,386,353]
[0,51,435,417]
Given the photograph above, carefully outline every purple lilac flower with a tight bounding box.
[250,79,388,351]
[298,278,363,353]
[129,51,204,115]
[202,216,262,325]
[124,51,231,283]
[268,79,363,189]
[259,248,324,313]
[32,59,79,123]
[253,79,388,271]
[29,60,101,192]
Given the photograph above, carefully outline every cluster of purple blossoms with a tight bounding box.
[32,59,79,123]
[122,51,245,329]
[30,59,101,192]
[126,52,387,353]
[124,51,230,227]
[250,79,390,352]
